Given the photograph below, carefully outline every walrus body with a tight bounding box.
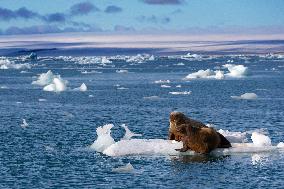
[169,112,232,150]
[176,124,220,153]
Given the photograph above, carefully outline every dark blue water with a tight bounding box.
[0,54,284,188]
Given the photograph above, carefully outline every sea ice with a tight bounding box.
[121,124,142,140]
[116,69,128,74]
[251,132,271,147]
[90,124,115,153]
[112,163,134,173]
[154,80,170,84]
[0,58,31,69]
[73,83,87,92]
[231,93,258,100]
[21,119,28,128]
[169,91,191,95]
[223,64,248,77]
[32,70,55,86]
[161,85,171,88]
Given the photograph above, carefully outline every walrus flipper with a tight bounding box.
[217,132,232,148]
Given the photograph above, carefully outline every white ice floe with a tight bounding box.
[112,163,134,173]
[251,132,271,147]
[91,124,284,157]
[223,64,248,77]
[32,70,68,92]
[154,80,170,84]
[38,98,47,102]
[101,57,112,64]
[117,87,129,90]
[161,85,171,88]
[169,91,191,95]
[184,64,248,80]
[121,124,142,140]
[218,129,247,143]
[116,69,128,74]
[73,83,87,92]
[0,58,31,69]
[90,124,115,153]
[21,119,28,128]
[176,85,181,88]
[143,96,160,100]
[231,93,258,100]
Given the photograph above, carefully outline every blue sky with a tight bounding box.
[0,0,284,35]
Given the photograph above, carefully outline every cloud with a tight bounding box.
[105,5,122,13]
[137,15,171,24]
[44,13,66,23]
[141,0,183,5]
[70,1,99,16]
[0,7,40,21]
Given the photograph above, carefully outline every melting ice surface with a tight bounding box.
[91,124,284,157]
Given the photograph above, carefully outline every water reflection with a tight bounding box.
[171,154,230,164]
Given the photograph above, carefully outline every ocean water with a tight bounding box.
[0,54,284,188]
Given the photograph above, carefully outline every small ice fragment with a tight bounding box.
[176,85,181,88]
[231,93,258,100]
[277,142,284,148]
[251,132,271,147]
[154,80,170,84]
[112,163,134,173]
[38,98,47,102]
[143,96,160,100]
[21,119,28,128]
[74,83,87,92]
[169,91,191,95]
[121,124,142,140]
[116,69,128,74]
[161,85,171,88]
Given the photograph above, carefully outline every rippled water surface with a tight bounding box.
[0,54,284,188]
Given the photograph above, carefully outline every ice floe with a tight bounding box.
[231,93,258,100]
[91,124,284,157]
[112,163,134,173]
[73,83,87,92]
[0,57,31,70]
[161,85,171,88]
[32,70,68,92]
[169,91,191,95]
[184,64,248,80]
[116,69,128,74]
[21,119,28,128]
[154,80,170,84]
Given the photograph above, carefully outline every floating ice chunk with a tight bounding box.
[43,77,67,92]
[184,69,216,80]
[214,70,225,79]
[169,91,191,95]
[251,132,272,147]
[29,52,37,60]
[161,85,171,88]
[90,124,115,152]
[0,85,8,89]
[101,57,112,64]
[231,93,258,100]
[21,119,28,128]
[38,98,47,102]
[116,69,128,74]
[32,70,55,86]
[74,83,87,92]
[148,55,155,61]
[143,96,160,100]
[223,64,248,77]
[218,129,247,143]
[277,142,284,148]
[121,124,142,140]
[0,58,31,69]
[117,87,128,90]
[176,62,185,66]
[103,139,183,156]
[176,85,181,88]
[112,163,134,173]
[182,53,202,59]
[89,94,94,98]
[154,80,170,84]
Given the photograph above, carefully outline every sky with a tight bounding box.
[0,0,284,35]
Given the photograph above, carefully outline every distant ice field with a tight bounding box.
[0,53,284,188]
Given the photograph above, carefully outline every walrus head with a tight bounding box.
[169,112,188,132]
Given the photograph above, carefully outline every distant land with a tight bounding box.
[1,33,284,56]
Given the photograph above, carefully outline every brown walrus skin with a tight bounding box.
[176,124,220,154]
[169,112,232,148]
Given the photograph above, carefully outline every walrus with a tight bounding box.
[175,123,220,153]
[169,112,231,148]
